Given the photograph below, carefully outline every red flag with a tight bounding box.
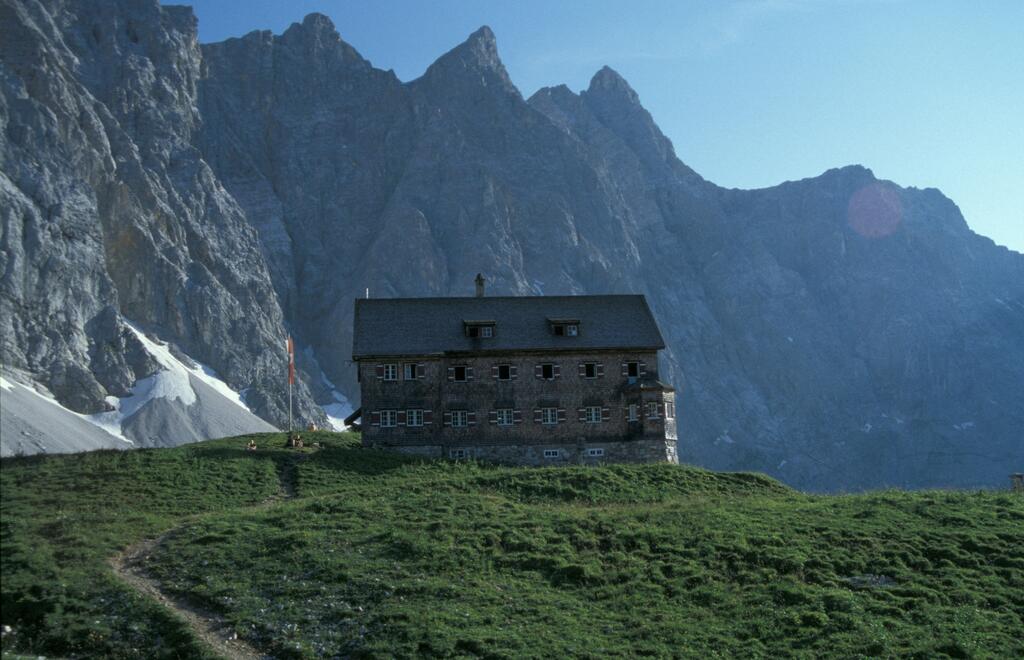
[287,337,295,385]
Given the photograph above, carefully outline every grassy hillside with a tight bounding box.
[1,433,1022,658]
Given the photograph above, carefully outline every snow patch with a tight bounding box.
[128,322,253,412]
[323,386,353,431]
[861,423,872,433]
[323,401,353,430]
[315,360,353,430]
[953,421,976,431]
[1,375,133,446]
[86,322,255,440]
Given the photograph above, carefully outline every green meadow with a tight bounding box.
[2,433,1022,658]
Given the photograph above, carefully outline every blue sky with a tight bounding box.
[180,0,1023,252]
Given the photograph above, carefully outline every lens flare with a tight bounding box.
[847,183,902,238]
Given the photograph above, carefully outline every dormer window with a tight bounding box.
[464,320,496,338]
[549,319,580,337]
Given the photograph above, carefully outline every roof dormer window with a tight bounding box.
[464,320,496,338]
[549,318,580,337]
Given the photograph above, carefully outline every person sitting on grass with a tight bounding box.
[246,439,257,451]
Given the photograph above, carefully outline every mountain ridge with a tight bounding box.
[1,2,1021,489]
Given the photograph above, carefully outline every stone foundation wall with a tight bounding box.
[376,437,680,466]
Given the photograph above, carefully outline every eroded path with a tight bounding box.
[109,538,263,660]
[108,451,308,659]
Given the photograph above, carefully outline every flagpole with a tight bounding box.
[287,336,295,438]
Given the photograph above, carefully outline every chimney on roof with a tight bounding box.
[475,273,486,297]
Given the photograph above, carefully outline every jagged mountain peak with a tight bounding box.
[300,12,336,31]
[415,25,518,97]
[586,65,640,105]
[274,11,368,65]
[530,83,578,102]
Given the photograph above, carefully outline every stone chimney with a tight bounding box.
[475,273,486,297]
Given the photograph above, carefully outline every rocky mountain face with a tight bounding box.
[2,1,1021,488]
[1,0,323,445]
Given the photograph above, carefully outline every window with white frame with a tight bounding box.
[627,362,640,378]
[627,403,639,422]
[480,325,493,338]
[406,409,423,427]
[496,408,514,426]
[380,410,398,427]
[451,410,469,427]
[541,363,555,380]
[646,402,660,419]
[566,324,578,336]
[403,363,416,380]
[583,362,597,378]
[383,364,398,381]
[497,364,511,380]
[543,449,560,458]
[586,448,605,457]
[584,406,602,424]
[541,407,558,425]
[450,448,470,459]
[453,366,468,382]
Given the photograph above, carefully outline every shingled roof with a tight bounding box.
[352,295,665,358]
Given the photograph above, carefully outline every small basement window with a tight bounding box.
[450,448,470,459]
[586,448,605,457]
[543,449,560,459]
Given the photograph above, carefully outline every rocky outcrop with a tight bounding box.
[2,2,1021,488]
[1,0,323,441]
